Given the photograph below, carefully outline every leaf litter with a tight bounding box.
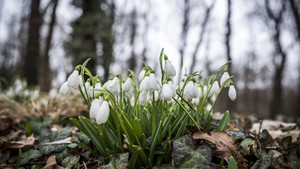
[0,95,300,168]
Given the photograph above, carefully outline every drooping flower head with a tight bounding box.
[162,81,173,101]
[59,82,72,96]
[220,68,230,88]
[67,70,80,89]
[164,55,176,76]
[96,100,110,124]
[228,82,237,101]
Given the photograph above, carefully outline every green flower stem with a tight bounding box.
[173,97,200,131]
[151,91,156,135]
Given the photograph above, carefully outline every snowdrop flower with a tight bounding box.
[90,98,103,119]
[104,77,119,94]
[96,100,110,124]
[123,77,132,92]
[168,81,176,97]
[139,75,150,92]
[209,81,220,97]
[125,86,134,98]
[162,83,173,101]
[210,94,216,102]
[93,83,102,96]
[85,81,92,97]
[130,96,135,107]
[220,71,230,88]
[59,82,72,95]
[184,81,199,100]
[138,69,146,82]
[139,91,148,105]
[165,60,176,76]
[154,90,159,101]
[67,70,80,89]
[148,73,158,91]
[191,86,202,105]
[228,84,237,101]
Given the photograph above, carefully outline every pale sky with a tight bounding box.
[0,0,299,89]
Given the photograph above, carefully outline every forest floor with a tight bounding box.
[0,95,299,169]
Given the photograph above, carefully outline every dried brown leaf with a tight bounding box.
[1,135,35,150]
[193,131,247,167]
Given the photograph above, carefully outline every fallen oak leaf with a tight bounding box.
[42,155,57,169]
[193,131,247,167]
[0,135,35,150]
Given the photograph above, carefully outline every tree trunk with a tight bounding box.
[178,0,190,81]
[24,0,42,86]
[265,0,287,118]
[190,1,215,73]
[39,0,58,92]
[225,0,232,73]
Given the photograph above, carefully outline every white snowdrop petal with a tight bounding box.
[168,81,176,97]
[139,91,148,105]
[67,70,80,89]
[148,73,158,91]
[96,101,110,124]
[123,78,132,92]
[59,82,71,95]
[220,72,230,88]
[162,84,173,101]
[165,60,176,76]
[228,85,237,101]
[138,69,146,82]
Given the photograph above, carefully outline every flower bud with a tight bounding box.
[162,83,173,101]
[59,82,72,95]
[220,71,230,88]
[96,100,110,124]
[67,70,80,89]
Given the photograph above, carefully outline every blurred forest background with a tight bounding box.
[0,0,299,119]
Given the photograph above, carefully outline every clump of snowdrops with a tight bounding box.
[59,49,236,168]
[0,78,40,103]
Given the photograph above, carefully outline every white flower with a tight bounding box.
[228,85,237,101]
[138,69,146,82]
[94,83,102,96]
[104,77,119,94]
[125,85,134,98]
[123,78,132,92]
[67,70,80,89]
[220,72,230,88]
[184,81,199,100]
[154,90,159,101]
[130,96,135,107]
[96,100,110,124]
[139,76,150,92]
[148,73,158,91]
[85,82,92,97]
[139,91,148,105]
[168,81,176,97]
[209,81,220,97]
[165,60,176,76]
[210,94,216,102]
[191,87,202,105]
[90,98,102,119]
[162,83,173,101]
[59,82,72,95]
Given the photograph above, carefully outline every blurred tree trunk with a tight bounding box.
[24,0,42,86]
[39,0,58,92]
[101,1,115,81]
[190,0,215,73]
[225,0,232,73]
[265,0,287,118]
[289,0,300,117]
[178,0,190,81]
[127,8,137,71]
[225,0,236,112]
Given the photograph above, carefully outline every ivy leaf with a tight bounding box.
[62,156,78,169]
[172,135,212,168]
[38,127,73,155]
[101,153,129,169]
[20,149,43,165]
